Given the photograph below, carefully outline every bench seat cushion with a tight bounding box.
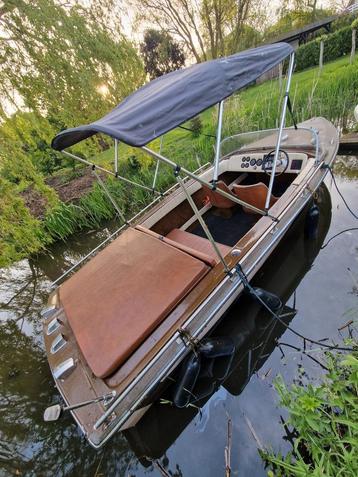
[59,228,209,378]
[166,228,232,264]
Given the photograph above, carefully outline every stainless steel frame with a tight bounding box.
[265,53,295,209]
[152,135,164,190]
[213,100,224,183]
[62,150,159,194]
[114,139,119,175]
[51,162,211,287]
[176,173,230,273]
[141,146,274,218]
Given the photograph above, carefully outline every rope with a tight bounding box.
[326,165,358,220]
[178,125,216,139]
[321,227,358,249]
[235,264,353,352]
[319,165,358,248]
[286,94,298,130]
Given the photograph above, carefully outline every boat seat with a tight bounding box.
[166,228,232,264]
[232,182,278,214]
[202,180,237,209]
[136,225,229,267]
[60,228,209,378]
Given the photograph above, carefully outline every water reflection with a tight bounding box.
[0,159,357,476]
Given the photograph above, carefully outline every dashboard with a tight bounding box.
[228,152,308,174]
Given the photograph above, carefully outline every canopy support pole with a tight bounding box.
[213,100,224,187]
[92,168,127,224]
[265,53,295,210]
[142,146,278,220]
[175,171,231,274]
[114,139,119,175]
[152,135,164,190]
[61,150,161,195]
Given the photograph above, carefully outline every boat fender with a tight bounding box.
[305,203,320,240]
[199,337,236,358]
[249,287,282,312]
[172,352,201,408]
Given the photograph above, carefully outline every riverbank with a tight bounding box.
[1,55,357,267]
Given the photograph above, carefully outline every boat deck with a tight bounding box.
[190,206,258,247]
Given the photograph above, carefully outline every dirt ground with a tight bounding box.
[22,168,100,218]
[21,185,49,219]
[45,168,99,203]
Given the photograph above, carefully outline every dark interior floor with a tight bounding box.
[190,206,258,246]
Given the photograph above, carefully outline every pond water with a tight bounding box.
[0,157,357,477]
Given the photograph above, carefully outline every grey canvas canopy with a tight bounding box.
[52,42,293,151]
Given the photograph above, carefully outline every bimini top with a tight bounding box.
[52,43,293,150]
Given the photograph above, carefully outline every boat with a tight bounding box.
[124,183,332,464]
[41,42,339,448]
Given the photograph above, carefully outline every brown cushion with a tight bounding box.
[166,228,231,264]
[202,180,236,208]
[232,182,278,214]
[136,225,217,267]
[59,228,209,378]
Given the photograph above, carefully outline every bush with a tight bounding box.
[189,116,203,137]
[0,178,48,266]
[295,25,354,72]
[261,345,358,476]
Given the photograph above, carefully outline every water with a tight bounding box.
[0,157,357,477]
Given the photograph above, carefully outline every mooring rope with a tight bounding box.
[235,264,354,352]
[319,165,358,249]
[326,165,358,220]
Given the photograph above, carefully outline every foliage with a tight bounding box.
[264,2,333,41]
[0,0,145,137]
[140,29,185,79]
[331,12,358,32]
[295,25,355,72]
[189,116,203,137]
[261,345,358,476]
[0,111,63,176]
[132,0,261,61]
[0,0,145,266]
[0,177,47,267]
[225,24,262,53]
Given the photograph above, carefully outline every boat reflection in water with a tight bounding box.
[123,183,332,465]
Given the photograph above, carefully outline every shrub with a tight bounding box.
[261,345,358,476]
[189,116,203,138]
[295,26,354,72]
[0,178,48,266]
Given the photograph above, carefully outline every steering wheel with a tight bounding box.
[262,149,289,176]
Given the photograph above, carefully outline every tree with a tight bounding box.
[132,0,261,61]
[0,0,145,136]
[140,29,185,79]
[265,1,334,40]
